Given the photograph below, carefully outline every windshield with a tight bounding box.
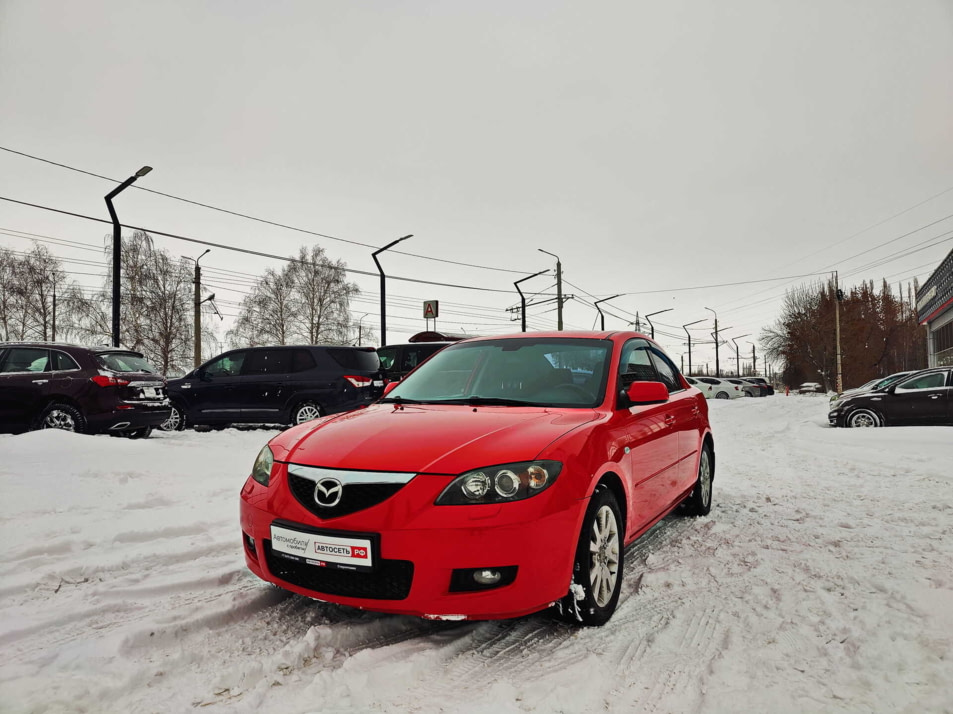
[383,338,611,408]
[96,351,158,374]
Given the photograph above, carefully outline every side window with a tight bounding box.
[242,350,290,375]
[402,346,438,372]
[618,339,658,385]
[648,347,681,392]
[51,351,81,371]
[377,347,398,371]
[204,351,246,377]
[897,372,947,390]
[291,349,316,373]
[0,347,50,373]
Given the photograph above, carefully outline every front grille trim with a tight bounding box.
[287,464,416,485]
[286,464,417,520]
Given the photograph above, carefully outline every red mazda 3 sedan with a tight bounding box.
[240,331,714,626]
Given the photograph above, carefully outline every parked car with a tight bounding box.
[829,371,916,406]
[797,382,824,394]
[240,331,714,626]
[0,342,169,438]
[689,376,745,399]
[162,345,383,431]
[739,378,769,397]
[377,341,453,382]
[743,376,775,396]
[722,377,756,397]
[827,367,952,427]
[685,376,711,398]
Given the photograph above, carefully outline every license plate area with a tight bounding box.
[270,521,377,573]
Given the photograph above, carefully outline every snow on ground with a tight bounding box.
[1,396,951,714]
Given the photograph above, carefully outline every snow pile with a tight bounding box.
[1,398,951,713]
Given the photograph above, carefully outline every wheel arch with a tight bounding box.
[591,470,627,538]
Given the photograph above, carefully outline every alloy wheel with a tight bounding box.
[589,505,620,607]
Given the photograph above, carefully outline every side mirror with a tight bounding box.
[624,381,669,406]
[383,381,399,397]
[198,369,211,382]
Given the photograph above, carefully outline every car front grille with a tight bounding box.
[286,465,415,519]
[264,541,413,600]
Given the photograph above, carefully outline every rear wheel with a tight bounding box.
[291,401,322,425]
[35,403,85,433]
[557,486,624,626]
[125,426,153,439]
[715,391,729,399]
[683,444,714,516]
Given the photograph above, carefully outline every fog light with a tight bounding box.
[473,569,501,585]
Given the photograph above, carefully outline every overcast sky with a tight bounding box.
[1,0,951,373]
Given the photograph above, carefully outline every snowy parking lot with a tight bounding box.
[1,396,951,714]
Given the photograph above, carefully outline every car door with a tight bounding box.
[238,349,292,421]
[0,347,52,429]
[191,350,248,421]
[648,346,701,497]
[883,370,952,425]
[616,339,682,531]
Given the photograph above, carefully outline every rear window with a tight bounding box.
[326,347,380,372]
[96,352,157,373]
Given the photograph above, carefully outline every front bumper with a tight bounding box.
[239,466,583,620]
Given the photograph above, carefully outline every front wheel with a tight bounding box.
[125,426,153,439]
[683,444,714,516]
[158,403,187,432]
[557,486,624,626]
[847,409,881,428]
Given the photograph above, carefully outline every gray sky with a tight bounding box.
[2,0,952,373]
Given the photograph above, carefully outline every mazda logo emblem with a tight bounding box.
[314,478,343,508]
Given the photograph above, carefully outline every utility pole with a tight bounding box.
[538,249,563,330]
[105,165,153,347]
[834,271,843,393]
[682,319,705,375]
[191,249,211,367]
[705,307,719,377]
[748,341,757,375]
[50,272,57,342]
[731,334,750,376]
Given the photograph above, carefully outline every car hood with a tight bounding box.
[269,403,599,474]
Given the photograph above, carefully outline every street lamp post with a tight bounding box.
[704,307,719,377]
[537,249,563,330]
[186,249,211,367]
[747,341,758,375]
[356,313,370,345]
[731,334,750,376]
[682,319,705,375]
[594,294,622,331]
[105,165,153,347]
[643,308,674,339]
[514,269,549,332]
[371,234,412,347]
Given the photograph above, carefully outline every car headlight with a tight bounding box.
[435,460,562,505]
[251,445,274,486]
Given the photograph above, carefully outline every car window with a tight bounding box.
[647,347,682,392]
[896,372,947,390]
[377,347,398,370]
[242,349,291,375]
[327,347,381,372]
[204,351,246,377]
[618,339,658,385]
[700,377,720,385]
[0,347,49,373]
[51,350,80,371]
[291,349,316,373]
[96,352,157,373]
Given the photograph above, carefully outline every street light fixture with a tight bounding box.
[682,319,705,375]
[356,313,370,345]
[105,165,153,347]
[643,308,674,339]
[704,307,720,377]
[514,269,549,332]
[731,334,750,376]
[537,248,563,330]
[372,234,412,346]
[746,340,758,375]
[594,294,622,331]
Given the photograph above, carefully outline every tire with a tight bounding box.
[158,403,187,432]
[557,486,624,626]
[35,403,85,433]
[125,426,153,439]
[847,409,880,428]
[683,443,714,516]
[291,401,322,425]
[715,391,729,399]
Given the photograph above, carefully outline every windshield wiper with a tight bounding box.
[379,396,429,404]
[440,396,536,407]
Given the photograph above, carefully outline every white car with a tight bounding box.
[687,376,745,399]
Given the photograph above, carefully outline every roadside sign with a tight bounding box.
[423,300,439,319]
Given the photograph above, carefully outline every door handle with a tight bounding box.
[32,379,49,384]
[664,415,676,426]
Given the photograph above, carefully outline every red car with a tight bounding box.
[240,331,714,626]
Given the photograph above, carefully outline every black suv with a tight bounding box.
[0,342,170,438]
[162,345,383,430]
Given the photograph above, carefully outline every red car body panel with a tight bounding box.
[240,331,712,620]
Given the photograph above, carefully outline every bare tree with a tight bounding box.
[0,244,83,342]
